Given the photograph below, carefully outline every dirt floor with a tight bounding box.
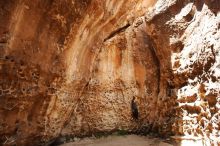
[59,135,174,146]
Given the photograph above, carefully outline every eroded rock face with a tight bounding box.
[0,0,219,145]
[171,1,220,145]
[147,0,220,145]
[145,0,220,145]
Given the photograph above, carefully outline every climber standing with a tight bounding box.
[131,96,139,120]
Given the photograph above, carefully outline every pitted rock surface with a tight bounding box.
[0,0,219,145]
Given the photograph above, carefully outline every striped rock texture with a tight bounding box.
[0,0,219,145]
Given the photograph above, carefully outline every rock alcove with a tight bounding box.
[0,0,220,145]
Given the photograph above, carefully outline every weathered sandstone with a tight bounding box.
[0,0,219,145]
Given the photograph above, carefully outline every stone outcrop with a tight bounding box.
[145,0,220,145]
[0,0,219,145]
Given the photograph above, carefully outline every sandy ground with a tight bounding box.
[59,135,174,146]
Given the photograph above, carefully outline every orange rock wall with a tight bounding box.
[0,0,219,145]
